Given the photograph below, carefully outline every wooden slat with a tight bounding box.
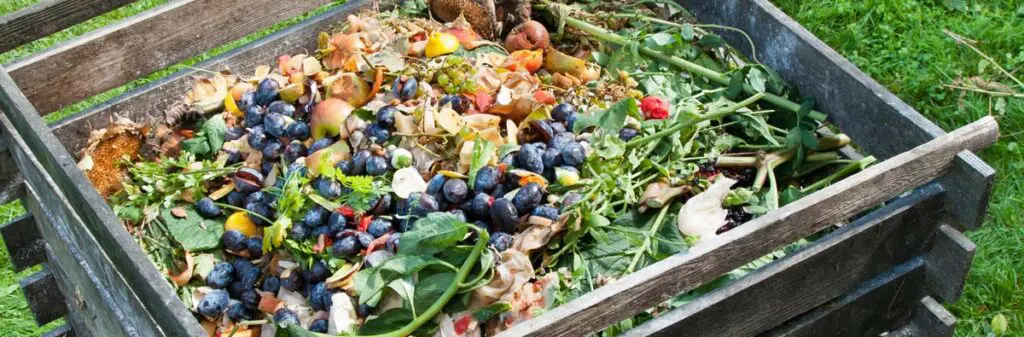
[498,117,998,337]
[19,264,68,326]
[0,212,46,272]
[9,117,150,337]
[622,183,945,337]
[763,258,927,337]
[685,0,996,230]
[888,297,957,337]
[0,0,134,53]
[42,324,76,337]
[924,224,975,303]
[5,0,336,115]
[0,79,204,335]
[0,157,23,204]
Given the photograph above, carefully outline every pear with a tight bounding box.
[310,98,354,139]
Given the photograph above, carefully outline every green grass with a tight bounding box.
[772,1,1024,336]
[0,0,1021,336]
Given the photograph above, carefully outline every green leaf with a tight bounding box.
[355,255,442,305]
[359,308,414,335]
[724,188,754,207]
[202,114,228,152]
[467,139,496,190]
[779,186,808,206]
[263,216,291,253]
[413,272,455,314]
[160,207,223,251]
[679,24,696,41]
[473,302,512,322]
[581,230,641,277]
[388,277,417,312]
[573,98,636,134]
[308,194,342,211]
[399,213,469,256]
[746,68,767,93]
[726,68,747,99]
[354,108,376,121]
[797,98,815,119]
[592,134,626,159]
[698,34,725,48]
[181,138,211,156]
[647,32,675,47]
[735,113,780,146]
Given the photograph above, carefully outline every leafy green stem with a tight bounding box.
[548,8,827,121]
[625,204,672,274]
[625,93,766,149]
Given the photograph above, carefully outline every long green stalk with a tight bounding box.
[554,10,828,122]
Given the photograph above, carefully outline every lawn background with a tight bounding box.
[0,0,1020,336]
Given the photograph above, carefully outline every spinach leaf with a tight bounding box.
[573,98,636,134]
[413,272,455,314]
[181,114,227,157]
[354,255,445,305]
[399,213,469,256]
[581,230,640,277]
[160,207,223,251]
[359,308,414,335]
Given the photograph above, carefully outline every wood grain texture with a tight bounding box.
[622,183,945,337]
[684,0,996,230]
[42,324,75,337]
[498,117,997,337]
[20,182,139,337]
[887,297,958,337]
[18,264,67,326]
[924,224,975,303]
[0,69,205,336]
[0,212,46,272]
[0,0,134,53]
[5,0,335,115]
[762,258,926,337]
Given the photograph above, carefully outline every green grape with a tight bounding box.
[448,71,465,85]
[437,73,450,86]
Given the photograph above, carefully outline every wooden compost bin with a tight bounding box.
[0,1,999,336]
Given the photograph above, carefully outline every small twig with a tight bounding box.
[944,29,1024,90]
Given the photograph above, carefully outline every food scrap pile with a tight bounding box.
[83,1,875,336]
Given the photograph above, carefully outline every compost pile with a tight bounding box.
[83,1,874,336]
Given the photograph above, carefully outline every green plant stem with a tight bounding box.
[625,204,672,274]
[359,229,490,337]
[626,93,766,149]
[554,11,828,122]
[604,13,761,64]
[800,156,877,193]
[213,202,274,224]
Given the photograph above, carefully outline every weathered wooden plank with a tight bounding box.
[6,0,337,115]
[21,183,139,337]
[50,0,376,154]
[762,258,926,337]
[0,212,46,272]
[0,90,202,336]
[888,297,958,337]
[0,158,23,204]
[925,224,975,303]
[685,0,995,230]
[622,183,945,337]
[498,117,998,337]
[18,264,67,326]
[42,324,75,337]
[0,0,134,53]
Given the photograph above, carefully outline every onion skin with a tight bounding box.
[504,20,550,52]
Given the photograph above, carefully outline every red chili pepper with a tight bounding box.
[640,96,670,120]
